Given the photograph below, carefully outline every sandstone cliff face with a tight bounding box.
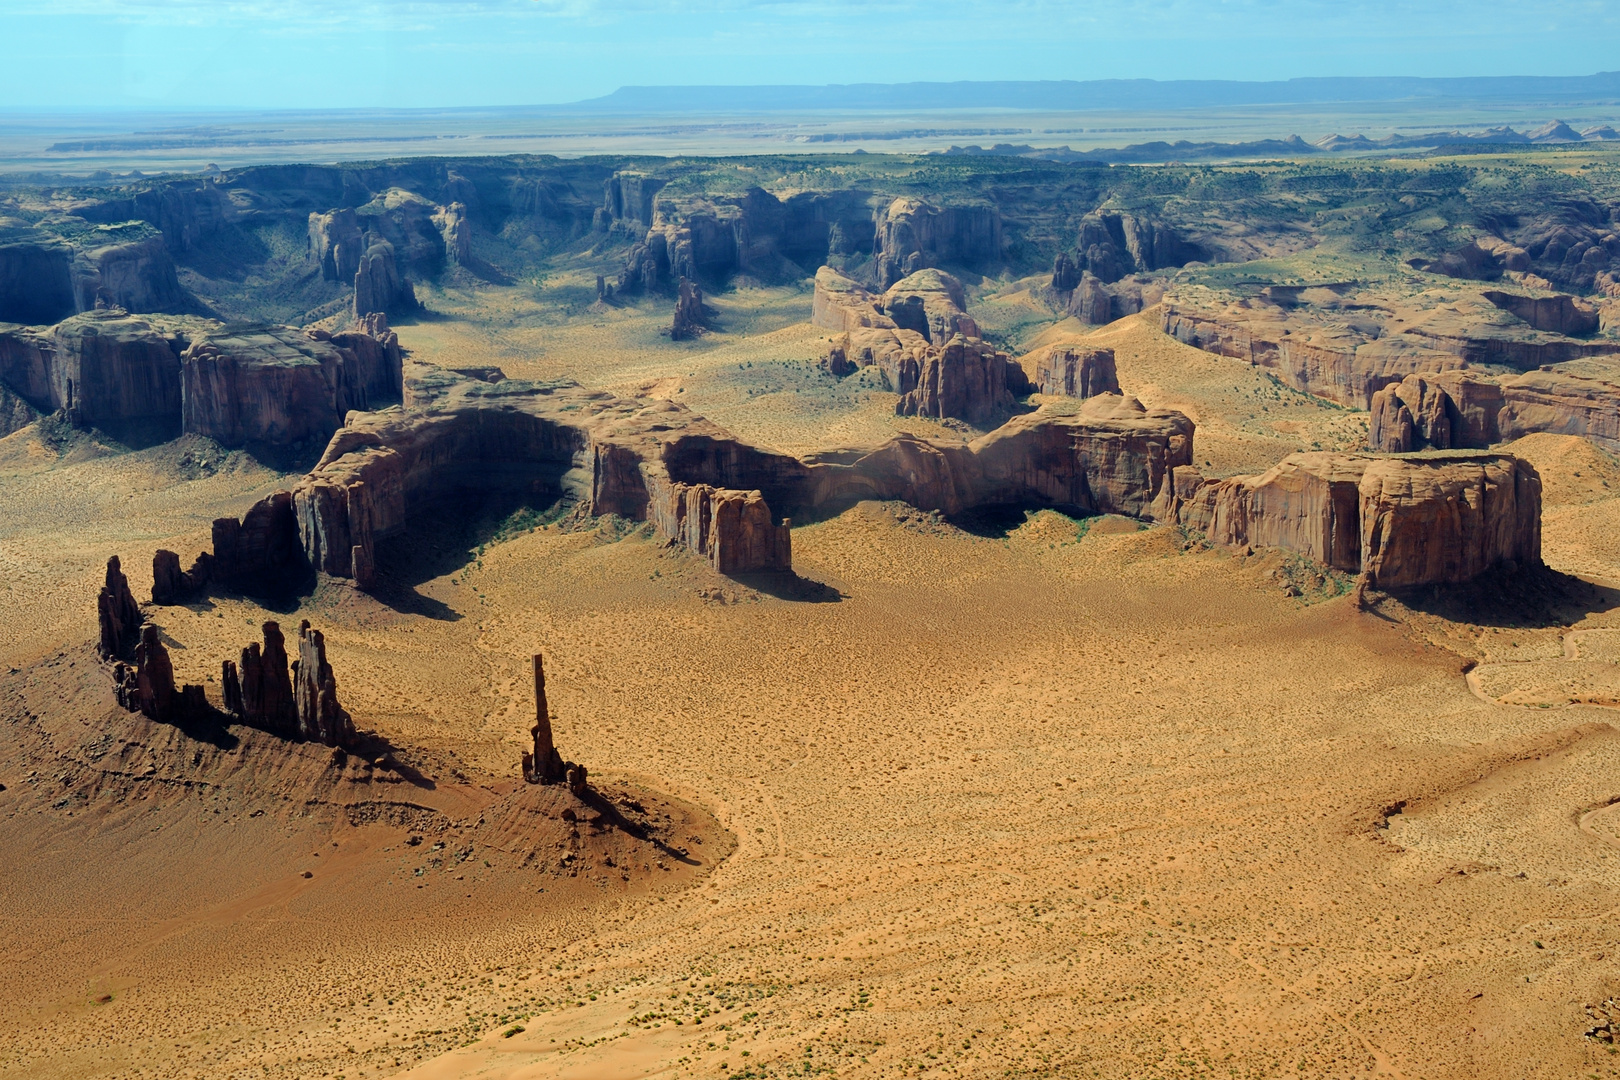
[294,620,355,747]
[1176,451,1541,587]
[1481,289,1599,335]
[181,325,368,447]
[1030,345,1120,398]
[649,482,792,574]
[1161,290,1619,408]
[432,202,472,266]
[354,239,417,319]
[324,313,404,403]
[151,549,211,605]
[82,236,190,314]
[873,198,1002,288]
[1068,211,1204,285]
[231,621,298,737]
[880,269,979,342]
[896,335,1031,426]
[1495,364,1620,452]
[309,209,364,283]
[49,310,190,434]
[212,491,305,595]
[811,267,894,333]
[1359,454,1542,588]
[0,236,79,324]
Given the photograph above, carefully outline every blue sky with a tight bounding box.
[3,0,1618,110]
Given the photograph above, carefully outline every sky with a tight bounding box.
[2,0,1619,111]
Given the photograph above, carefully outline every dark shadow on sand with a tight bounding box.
[729,569,844,603]
[1392,563,1620,629]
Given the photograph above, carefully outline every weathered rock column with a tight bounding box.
[97,555,143,660]
[526,653,566,783]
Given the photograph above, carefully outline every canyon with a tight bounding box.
[5,145,1620,1080]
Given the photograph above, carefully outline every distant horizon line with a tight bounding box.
[5,71,1620,115]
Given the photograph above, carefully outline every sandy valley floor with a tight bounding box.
[2,286,1619,1080]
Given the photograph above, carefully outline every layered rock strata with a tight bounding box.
[873,198,1002,288]
[896,335,1031,426]
[811,266,978,343]
[1161,291,1619,409]
[1366,364,1620,454]
[180,324,392,447]
[0,311,398,446]
[1175,451,1542,588]
[1029,344,1120,398]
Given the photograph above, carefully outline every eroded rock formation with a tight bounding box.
[651,483,792,574]
[231,621,298,737]
[354,239,417,319]
[524,653,565,784]
[1030,344,1120,399]
[97,555,143,660]
[294,621,355,747]
[181,324,381,447]
[1163,289,1620,410]
[873,198,1002,288]
[671,277,706,339]
[896,335,1031,426]
[151,549,212,605]
[309,209,364,283]
[1175,451,1541,588]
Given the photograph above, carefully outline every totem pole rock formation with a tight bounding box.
[671,277,706,339]
[97,555,143,660]
[293,620,355,747]
[226,621,298,737]
[523,652,574,786]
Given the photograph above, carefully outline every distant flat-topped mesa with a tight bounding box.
[1160,286,1619,409]
[0,309,401,446]
[1172,451,1541,588]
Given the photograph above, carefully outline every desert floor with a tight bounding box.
[2,285,1620,1080]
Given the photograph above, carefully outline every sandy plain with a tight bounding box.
[2,284,1620,1080]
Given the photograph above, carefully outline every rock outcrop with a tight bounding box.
[1029,344,1120,398]
[432,202,472,266]
[151,549,212,605]
[0,233,78,324]
[309,209,364,283]
[1481,289,1599,335]
[354,239,416,319]
[83,236,190,315]
[228,621,298,737]
[40,310,194,435]
[811,266,894,333]
[1161,290,1619,409]
[293,621,354,747]
[671,277,706,339]
[1066,210,1205,285]
[180,325,372,447]
[650,483,792,574]
[97,555,143,660]
[1175,451,1541,588]
[131,624,176,722]
[880,269,979,342]
[873,198,1002,288]
[896,335,1031,426]
[211,492,306,595]
[523,653,565,784]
